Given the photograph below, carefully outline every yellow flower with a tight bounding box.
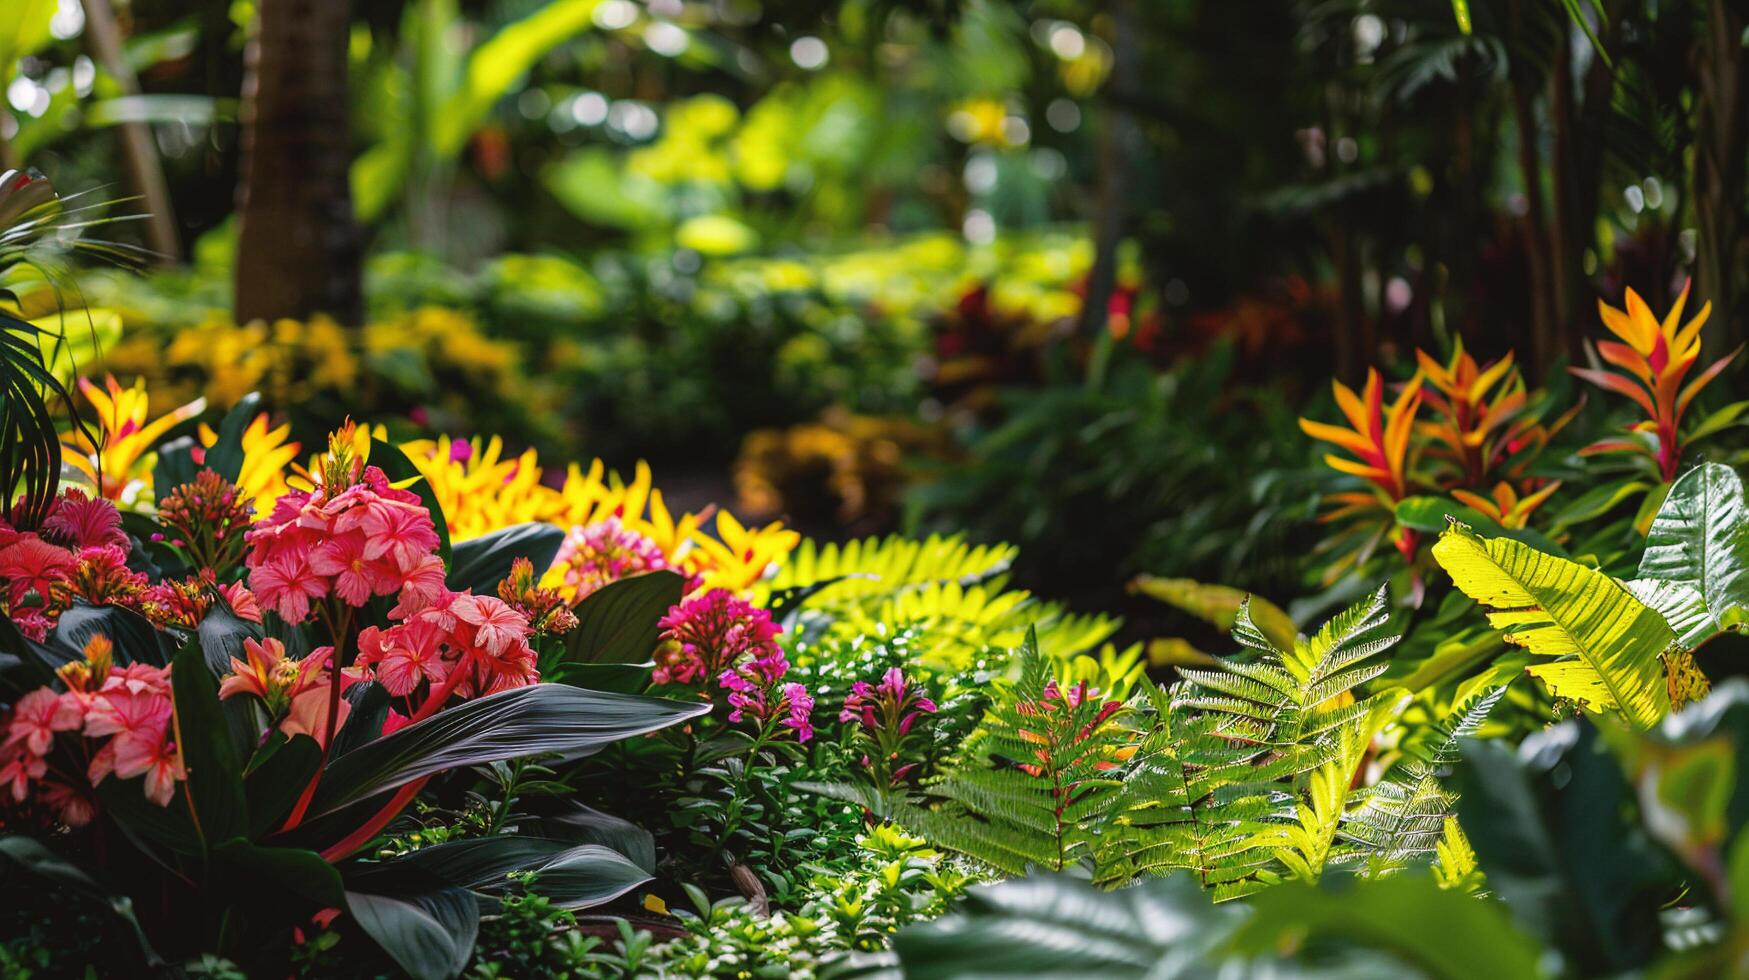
[404,435,798,596]
[685,509,800,592]
[62,375,206,505]
[197,413,301,518]
[402,435,559,542]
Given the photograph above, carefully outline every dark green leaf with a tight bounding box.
[171,638,248,847]
[348,886,477,980]
[445,522,563,594]
[200,392,262,484]
[560,570,684,666]
[308,684,708,818]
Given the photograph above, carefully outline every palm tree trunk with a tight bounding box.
[233,0,363,325]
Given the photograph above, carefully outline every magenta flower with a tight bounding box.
[653,588,781,686]
[838,667,938,786]
[718,653,814,743]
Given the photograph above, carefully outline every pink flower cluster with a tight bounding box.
[653,589,782,686]
[552,516,676,600]
[0,637,183,826]
[245,464,444,623]
[0,489,130,639]
[357,589,539,709]
[839,667,937,785]
[719,647,813,742]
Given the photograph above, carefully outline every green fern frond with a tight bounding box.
[765,533,1017,601]
[1341,685,1506,877]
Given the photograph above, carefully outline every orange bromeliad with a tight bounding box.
[1572,282,1738,482]
[1299,368,1423,524]
[1450,480,1563,530]
[1415,341,1537,488]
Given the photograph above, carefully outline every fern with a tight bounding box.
[1431,816,1487,895]
[1341,685,1506,877]
[1102,587,1404,900]
[892,631,1131,875]
[764,533,1017,603]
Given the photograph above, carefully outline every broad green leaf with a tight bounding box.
[170,638,249,846]
[895,872,1242,978]
[201,392,264,485]
[355,838,651,910]
[1228,875,1543,980]
[308,684,708,817]
[1637,462,1749,645]
[347,886,477,980]
[0,0,54,77]
[445,522,564,594]
[434,0,602,155]
[1433,523,1673,727]
[560,570,685,667]
[1456,728,1678,972]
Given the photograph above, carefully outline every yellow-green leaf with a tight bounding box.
[1432,523,1673,728]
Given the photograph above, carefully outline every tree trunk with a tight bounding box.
[233,0,363,325]
[1693,0,1749,354]
[1078,0,1139,380]
[1510,78,1557,372]
[81,0,181,263]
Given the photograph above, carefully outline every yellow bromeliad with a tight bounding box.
[197,414,301,518]
[62,375,206,506]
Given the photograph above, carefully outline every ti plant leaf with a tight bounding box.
[1634,462,1749,648]
[1433,522,1674,727]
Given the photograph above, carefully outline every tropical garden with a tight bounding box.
[8,0,1749,976]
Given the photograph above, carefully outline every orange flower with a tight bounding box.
[1300,368,1423,514]
[1449,480,1562,529]
[1572,281,1739,482]
[1415,341,1529,487]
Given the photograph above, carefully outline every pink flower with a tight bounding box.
[41,488,127,550]
[113,734,184,806]
[653,589,782,687]
[356,588,539,710]
[219,581,263,622]
[718,651,812,743]
[552,516,675,601]
[0,747,45,801]
[363,621,448,697]
[0,533,73,608]
[250,554,328,624]
[452,593,527,657]
[5,688,82,756]
[381,708,413,735]
[360,501,441,572]
[388,553,449,618]
[244,453,445,621]
[838,667,938,786]
[310,532,399,606]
